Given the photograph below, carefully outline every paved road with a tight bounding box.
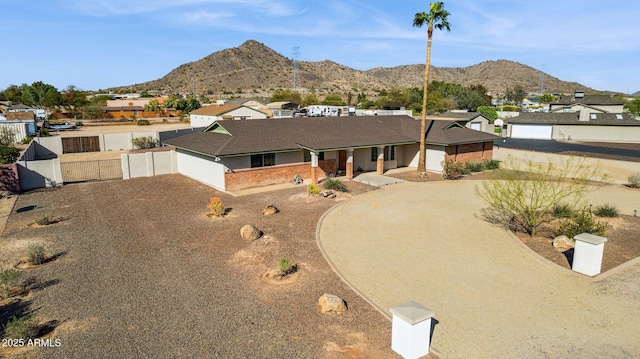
[318,181,640,358]
[495,138,640,159]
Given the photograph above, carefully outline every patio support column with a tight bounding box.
[310,151,319,185]
[377,146,385,175]
[346,149,354,179]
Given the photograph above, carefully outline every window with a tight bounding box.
[371,146,396,161]
[303,150,324,162]
[250,153,276,168]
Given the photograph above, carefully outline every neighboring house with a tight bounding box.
[189,104,268,128]
[164,115,498,192]
[505,90,639,141]
[436,111,493,133]
[549,91,624,114]
[227,98,270,111]
[505,112,640,141]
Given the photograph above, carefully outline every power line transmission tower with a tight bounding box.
[539,64,547,95]
[291,46,300,90]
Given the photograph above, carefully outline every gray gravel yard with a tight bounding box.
[0,175,398,358]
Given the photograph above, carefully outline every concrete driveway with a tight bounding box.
[318,181,640,358]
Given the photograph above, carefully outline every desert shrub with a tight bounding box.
[464,162,485,173]
[0,269,22,299]
[277,257,294,276]
[136,119,150,126]
[27,243,46,265]
[553,203,574,218]
[306,183,320,195]
[323,178,348,192]
[0,145,20,165]
[132,136,158,149]
[4,313,40,339]
[553,209,606,239]
[75,121,83,127]
[40,128,50,137]
[442,159,469,180]
[34,212,56,226]
[206,197,225,217]
[595,203,618,218]
[628,173,640,188]
[483,159,501,170]
[21,137,31,144]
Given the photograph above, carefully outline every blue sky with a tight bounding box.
[1,0,638,94]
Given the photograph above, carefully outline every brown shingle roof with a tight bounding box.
[164,116,499,157]
[189,104,242,116]
[551,95,623,106]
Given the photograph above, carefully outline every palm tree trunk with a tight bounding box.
[418,30,433,172]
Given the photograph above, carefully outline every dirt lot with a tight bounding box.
[0,176,407,358]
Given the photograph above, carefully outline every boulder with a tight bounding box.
[240,224,262,241]
[553,235,574,250]
[318,293,347,315]
[292,174,303,184]
[319,190,334,198]
[262,205,279,216]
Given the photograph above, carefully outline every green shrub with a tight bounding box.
[0,269,22,299]
[132,136,158,149]
[553,209,606,239]
[4,313,40,339]
[35,212,56,226]
[464,162,485,172]
[277,257,294,276]
[75,121,83,127]
[483,159,501,170]
[553,203,574,218]
[40,128,50,137]
[0,145,20,165]
[595,203,618,218]
[323,178,348,192]
[628,173,640,188]
[27,243,46,265]
[21,137,32,144]
[306,184,320,195]
[136,119,150,126]
[442,159,469,180]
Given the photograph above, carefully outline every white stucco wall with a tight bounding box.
[35,136,63,154]
[176,152,226,191]
[17,158,63,189]
[553,125,640,142]
[402,143,420,167]
[190,114,219,128]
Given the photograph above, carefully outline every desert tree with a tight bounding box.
[413,2,451,172]
[477,156,608,236]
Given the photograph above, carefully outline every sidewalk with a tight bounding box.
[317,181,640,358]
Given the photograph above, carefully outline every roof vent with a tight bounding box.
[616,114,623,120]
[590,114,597,120]
[574,91,585,99]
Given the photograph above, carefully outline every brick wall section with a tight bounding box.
[224,160,336,191]
[445,142,493,163]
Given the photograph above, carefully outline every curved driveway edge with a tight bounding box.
[318,181,640,358]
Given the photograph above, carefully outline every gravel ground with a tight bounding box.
[0,175,399,358]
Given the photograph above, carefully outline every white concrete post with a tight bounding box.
[390,301,435,359]
[572,233,607,276]
[121,154,131,180]
[145,152,155,177]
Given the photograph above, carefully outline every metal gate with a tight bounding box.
[62,136,100,153]
[61,159,122,183]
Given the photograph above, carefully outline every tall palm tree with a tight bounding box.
[413,2,450,172]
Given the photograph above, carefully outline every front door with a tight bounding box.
[338,150,347,171]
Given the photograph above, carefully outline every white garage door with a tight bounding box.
[470,122,481,131]
[511,124,553,140]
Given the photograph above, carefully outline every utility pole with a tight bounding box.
[291,46,300,90]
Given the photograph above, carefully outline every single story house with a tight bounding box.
[189,104,268,128]
[164,115,499,192]
[505,112,640,141]
[436,111,493,133]
[549,91,624,114]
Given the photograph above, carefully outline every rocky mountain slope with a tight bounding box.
[117,40,596,95]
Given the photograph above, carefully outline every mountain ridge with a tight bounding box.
[114,40,604,96]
